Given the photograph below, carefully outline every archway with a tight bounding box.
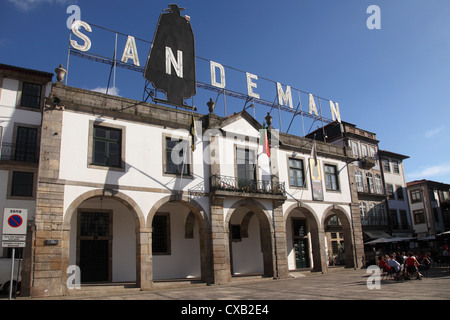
[225,199,274,278]
[63,189,146,287]
[147,194,211,283]
[284,203,324,272]
[322,205,355,268]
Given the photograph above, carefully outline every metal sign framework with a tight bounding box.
[66,22,336,136]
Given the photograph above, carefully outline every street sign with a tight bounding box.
[2,208,27,235]
[2,235,26,241]
[2,208,28,248]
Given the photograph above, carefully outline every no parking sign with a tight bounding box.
[2,208,27,247]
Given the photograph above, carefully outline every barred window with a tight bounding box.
[21,82,42,109]
[11,171,34,197]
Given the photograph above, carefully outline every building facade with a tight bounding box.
[0,64,53,260]
[0,70,367,297]
[379,150,413,239]
[407,179,450,239]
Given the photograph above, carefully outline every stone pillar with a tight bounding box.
[272,200,289,279]
[210,196,231,284]
[137,227,153,290]
[28,106,66,297]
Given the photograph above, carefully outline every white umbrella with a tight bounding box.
[437,231,450,236]
[365,237,393,244]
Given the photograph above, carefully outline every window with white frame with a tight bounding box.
[355,170,364,192]
[375,174,383,194]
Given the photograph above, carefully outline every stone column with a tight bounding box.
[272,199,289,279]
[137,227,153,290]
[210,196,231,284]
[28,106,66,297]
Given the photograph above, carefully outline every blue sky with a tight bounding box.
[1,0,450,184]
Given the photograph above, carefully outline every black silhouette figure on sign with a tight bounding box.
[144,4,196,108]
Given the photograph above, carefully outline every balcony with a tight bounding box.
[356,183,385,197]
[359,156,376,169]
[210,175,286,197]
[0,143,39,163]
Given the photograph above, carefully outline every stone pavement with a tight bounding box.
[5,266,449,301]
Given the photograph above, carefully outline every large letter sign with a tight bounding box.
[70,20,92,52]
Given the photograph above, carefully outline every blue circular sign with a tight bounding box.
[8,215,23,228]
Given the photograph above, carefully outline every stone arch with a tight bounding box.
[62,188,150,290]
[225,198,274,278]
[146,193,211,283]
[322,204,355,268]
[284,202,326,272]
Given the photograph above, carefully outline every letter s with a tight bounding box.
[70,20,92,52]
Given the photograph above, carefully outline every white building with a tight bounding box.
[0,64,53,258]
[13,77,365,297]
[379,150,412,238]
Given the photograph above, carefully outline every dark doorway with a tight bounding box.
[78,211,112,282]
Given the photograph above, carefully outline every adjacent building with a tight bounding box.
[379,150,413,239]
[406,179,450,240]
[0,64,53,259]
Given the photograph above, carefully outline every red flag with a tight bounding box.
[260,124,270,157]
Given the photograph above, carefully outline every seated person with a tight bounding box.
[378,255,391,272]
[419,253,431,271]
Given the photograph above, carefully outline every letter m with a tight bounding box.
[165,46,183,78]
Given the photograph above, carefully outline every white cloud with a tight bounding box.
[424,126,445,138]
[407,163,450,180]
[7,0,72,11]
[90,86,121,96]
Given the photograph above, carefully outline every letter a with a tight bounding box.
[121,36,140,66]
[366,5,381,30]
[308,94,318,116]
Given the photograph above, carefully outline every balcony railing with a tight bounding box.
[210,174,285,196]
[356,183,385,196]
[0,143,39,163]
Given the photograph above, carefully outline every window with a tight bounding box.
[360,202,368,225]
[413,210,426,224]
[382,159,390,172]
[375,174,383,194]
[152,213,170,254]
[15,126,38,162]
[366,172,374,193]
[80,212,110,237]
[390,210,399,229]
[392,160,399,174]
[351,142,359,158]
[11,171,34,197]
[20,82,42,109]
[355,171,364,192]
[361,145,368,158]
[396,186,404,200]
[236,148,256,182]
[399,210,409,229]
[386,184,394,199]
[165,137,190,175]
[325,164,339,191]
[410,189,421,203]
[289,158,305,187]
[92,126,122,167]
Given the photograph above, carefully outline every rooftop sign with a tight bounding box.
[67,4,342,134]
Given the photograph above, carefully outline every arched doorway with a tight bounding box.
[322,206,355,268]
[285,203,324,272]
[63,189,146,286]
[225,199,274,278]
[147,195,210,283]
